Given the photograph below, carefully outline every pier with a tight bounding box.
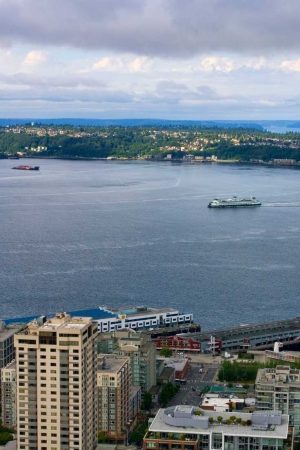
[185,316,300,352]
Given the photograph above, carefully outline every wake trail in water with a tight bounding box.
[263,202,300,207]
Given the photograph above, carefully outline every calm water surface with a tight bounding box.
[1,159,300,329]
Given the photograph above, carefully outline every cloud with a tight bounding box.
[92,55,151,73]
[280,58,300,72]
[93,57,123,71]
[0,0,300,57]
[199,56,235,73]
[23,50,47,65]
[128,56,150,72]
[0,73,106,89]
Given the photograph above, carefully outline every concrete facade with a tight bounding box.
[255,365,300,443]
[14,313,98,450]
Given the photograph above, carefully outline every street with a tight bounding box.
[167,362,220,407]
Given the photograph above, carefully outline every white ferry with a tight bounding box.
[208,196,262,208]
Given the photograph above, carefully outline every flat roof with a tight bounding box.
[201,397,244,407]
[17,313,93,335]
[149,407,289,439]
[158,357,189,371]
[256,367,300,385]
[98,356,128,372]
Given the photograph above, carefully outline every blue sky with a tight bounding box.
[1,0,300,119]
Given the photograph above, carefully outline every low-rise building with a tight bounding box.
[200,395,245,413]
[157,357,190,382]
[143,406,290,450]
[154,335,200,352]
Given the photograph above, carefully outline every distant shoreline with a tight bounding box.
[18,155,300,169]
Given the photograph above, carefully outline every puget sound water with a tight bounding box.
[1,158,300,330]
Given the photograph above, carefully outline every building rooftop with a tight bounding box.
[98,356,129,373]
[148,407,289,439]
[256,365,300,386]
[16,313,94,335]
[158,367,175,382]
[201,396,244,409]
[158,357,189,372]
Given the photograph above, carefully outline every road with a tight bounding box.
[167,362,220,407]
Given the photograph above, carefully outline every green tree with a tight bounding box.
[141,391,153,411]
[159,347,172,357]
[159,382,179,407]
[98,431,109,443]
[129,421,148,445]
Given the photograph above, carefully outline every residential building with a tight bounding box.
[256,365,300,443]
[143,406,290,450]
[14,312,98,450]
[97,330,156,393]
[1,360,16,429]
[97,355,131,442]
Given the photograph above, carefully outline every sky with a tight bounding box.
[1,0,300,119]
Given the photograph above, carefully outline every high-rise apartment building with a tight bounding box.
[14,312,98,450]
[255,365,300,443]
[1,360,17,429]
[97,355,130,442]
[97,330,156,393]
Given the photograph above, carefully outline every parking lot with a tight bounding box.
[167,362,220,407]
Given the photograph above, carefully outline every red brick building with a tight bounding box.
[154,335,200,352]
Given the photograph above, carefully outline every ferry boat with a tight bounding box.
[12,165,39,171]
[208,196,261,208]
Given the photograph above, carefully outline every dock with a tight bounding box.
[185,316,300,352]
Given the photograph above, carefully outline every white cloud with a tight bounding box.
[244,57,268,71]
[93,56,123,71]
[23,50,47,66]
[199,56,235,73]
[128,56,150,72]
[92,55,151,73]
[280,59,300,72]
